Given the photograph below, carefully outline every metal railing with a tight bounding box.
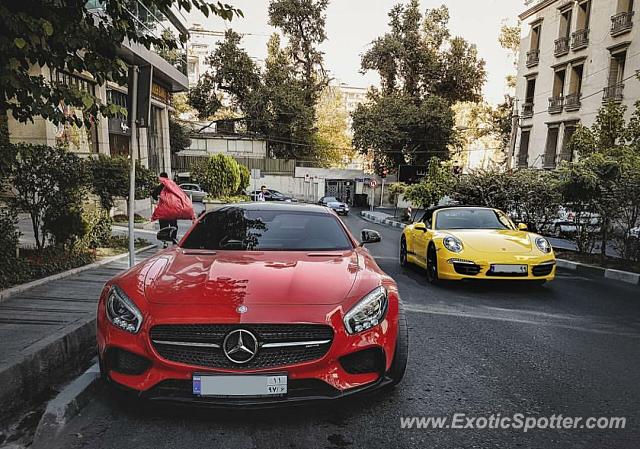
[543,152,557,169]
[548,96,564,114]
[554,37,570,57]
[521,102,534,119]
[571,28,589,50]
[603,83,624,103]
[611,11,634,36]
[526,49,540,68]
[564,93,581,111]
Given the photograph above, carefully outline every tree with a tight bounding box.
[156,29,186,74]
[1,0,241,127]
[169,116,192,153]
[404,157,456,209]
[312,86,356,167]
[498,21,521,89]
[237,163,250,194]
[353,1,486,173]
[8,144,88,250]
[191,153,241,198]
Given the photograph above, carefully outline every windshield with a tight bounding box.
[434,208,514,230]
[323,197,338,203]
[181,208,353,251]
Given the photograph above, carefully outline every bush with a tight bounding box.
[87,155,157,211]
[43,204,85,248]
[237,164,250,194]
[8,144,88,250]
[81,209,113,249]
[0,207,26,289]
[192,153,241,198]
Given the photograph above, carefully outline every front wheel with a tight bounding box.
[388,303,408,386]
[426,245,440,284]
[399,237,408,267]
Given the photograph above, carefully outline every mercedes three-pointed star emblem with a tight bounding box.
[222,329,259,364]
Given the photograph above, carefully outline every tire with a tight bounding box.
[388,302,408,386]
[426,244,440,284]
[399,237,408,267]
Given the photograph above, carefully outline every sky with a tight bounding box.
[184,0,524,105]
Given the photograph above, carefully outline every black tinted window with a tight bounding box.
[181,208,353,251]
[435,209,513,230]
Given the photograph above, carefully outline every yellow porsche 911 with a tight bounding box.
[400,206,556,284]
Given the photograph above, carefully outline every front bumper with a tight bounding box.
[436,250,556,281]
[97,302,399,405]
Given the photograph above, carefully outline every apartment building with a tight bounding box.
[513,0,638,169]
[6,2,189,175]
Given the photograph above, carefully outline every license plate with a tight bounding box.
[491,264,527,274]
[193,374,288,397]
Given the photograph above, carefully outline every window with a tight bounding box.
[526,22,542,67]
[544,126,560,168]
[518,130,531,168]
[181,209,353,251]
[604,49,627,102]
[566,63,584,111]
[434,208,514,231]
[559,123,578,162]
[189,138,208,151]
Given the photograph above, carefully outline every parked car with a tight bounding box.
[179,183,207,202]
[97,203,407,404]
[401,205,556,285]
[540,206,601,237]
[318,196,349,216]
[249,189,297,202]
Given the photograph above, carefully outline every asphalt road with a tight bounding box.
[47,212,640,449]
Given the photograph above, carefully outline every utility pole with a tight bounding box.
[128,66,139,268]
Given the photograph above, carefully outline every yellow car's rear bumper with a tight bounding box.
[437,253,556,281]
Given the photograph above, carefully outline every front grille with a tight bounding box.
[453,262,481,276]
[532,262,555,276]
[150,324,333,370]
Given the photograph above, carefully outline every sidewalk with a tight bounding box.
[0,247,158,422]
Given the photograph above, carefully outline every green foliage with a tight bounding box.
[404,157,456,209]
[1,0,241,127]
[43,204,85,248]
[189,1,330,162]
[312,86,355,167]
[169,116,192,154]
[8,144,87,250]
[214,194,251,204]
[192,153,241,199]
[0,207,23,288]
[237,164,250,194]
[80,209,113,249]
[353,1,486,172]
[86,155,157,210]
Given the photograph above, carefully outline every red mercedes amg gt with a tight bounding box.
[97,203,407,405]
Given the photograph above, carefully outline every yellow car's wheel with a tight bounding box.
[400,237,408,267]
[426,244,440,284]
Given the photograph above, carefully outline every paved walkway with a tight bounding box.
[0,247,158,422]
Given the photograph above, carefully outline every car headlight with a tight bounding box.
[535,237,552,254]
[343,286,388,335]
[443,236,463,253]
[106,286,143,334]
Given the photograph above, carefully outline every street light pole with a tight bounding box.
[128,65,139,268]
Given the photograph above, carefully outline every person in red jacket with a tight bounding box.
[152,172,179,244]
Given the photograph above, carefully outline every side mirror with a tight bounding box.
[157,226,178,244]
[361,229,382,245]
[517,223,528,231]
[414,222,428,232]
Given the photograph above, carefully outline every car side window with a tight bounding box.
[421,212,433,229]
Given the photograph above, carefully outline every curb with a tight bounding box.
[31,363,102,449]
[0,244,157,303]
[360,211,640,286]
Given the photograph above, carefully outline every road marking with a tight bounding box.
[404,303,640,338]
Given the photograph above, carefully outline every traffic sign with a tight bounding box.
[369,179,378,188]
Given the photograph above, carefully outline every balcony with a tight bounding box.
[526,49,540,68]
[521,102,534,119]
[548,96,564,114]
[603,83,624,103]
[571,29,589,50]
[554,37,570,57]
[611,11,634,36]
[564,93,581,112]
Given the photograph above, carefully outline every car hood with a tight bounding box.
[141,249,362,305]
[442,229,534,253]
